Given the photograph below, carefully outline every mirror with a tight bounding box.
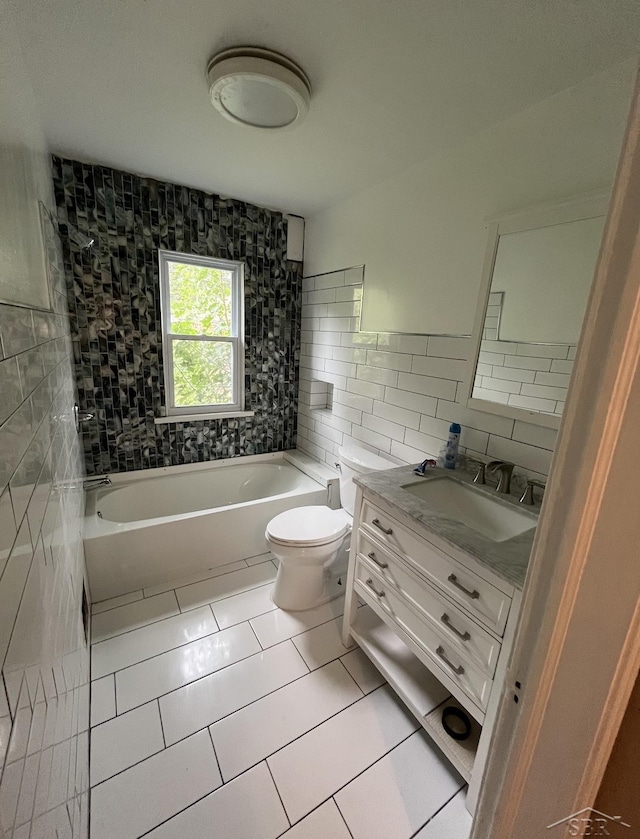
[464,194,608,429]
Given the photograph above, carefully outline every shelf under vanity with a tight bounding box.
[342,465,532,813]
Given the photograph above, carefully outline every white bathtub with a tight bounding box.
[84,455,328,601]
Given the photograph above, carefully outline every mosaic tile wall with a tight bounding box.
[52,156,302,476]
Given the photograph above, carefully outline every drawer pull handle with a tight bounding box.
[441,613,471,641]
[365,578,385,598]
[368,551,388,569]
[448,574,480,600]
[436,645,465,676]
[372,518,393,535]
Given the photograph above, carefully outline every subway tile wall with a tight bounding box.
[0,206,89,836]
[298,268,557,482]
[473,291,575,416]
[52,156,302,476]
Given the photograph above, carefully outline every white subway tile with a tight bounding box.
[340,332,377,348]
[344,267,364,285]
[326,301,361,318]
[301,318,319,332]
[480,339,519,355]
[503,355,552,372]
[473,387,509,404]
[404,429,441,458]
[305,304,329,319]
[314,371,347,390]
[507,394,556,413]
[520,383,568,401]
[373,400,420,430]
[307,288,336,305]
[331,401,363,425]
[487,435,553,475]
[365,350,412,372]
[333,347,368,364]
[376,334,428,355]
[479,377,523,394]
[307,345,333,360]
[390,440,427,465]
[515,344,569,359]
[461,427,489,454]
[313,331,342,347]
[550,359,574,374]
[417,415,450,440]
[488,366,536,383]
[351,426,393,453]
[384,387,437,417]
[533,371,571,388]
[320,317,356,332]
[427,337,470,360]
[299,356,325,374]
[335,285,363,302]
[314,271,345,290]
[397,372,457,401]
[362,414,405,442]
[478,351,504,365]
[356,365,399,387]
[567,346,577,360]
[347,377,385,401]
[301,277,315,293]
[512,421,558,450]
[410,356,467,381]
[324,359,357,378]
[334,389,374,414]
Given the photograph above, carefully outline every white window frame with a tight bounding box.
[158,249,245,417]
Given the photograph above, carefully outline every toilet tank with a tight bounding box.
[338,445,396,515]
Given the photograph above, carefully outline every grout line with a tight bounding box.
[333,796,356,838]
[266,759,292,829]
[335,658,365,698]
[157,699,167,749]
[408,786,467,838]
[91,592,144,616]
[206,726,223,783]
[246,619,265,651]
[139,558,254,600]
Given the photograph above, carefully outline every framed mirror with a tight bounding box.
[462,193,608,429]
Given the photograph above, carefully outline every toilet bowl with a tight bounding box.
[266,444,395,611]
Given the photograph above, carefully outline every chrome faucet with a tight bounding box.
[487,460,515,494]
[519,478,546,506]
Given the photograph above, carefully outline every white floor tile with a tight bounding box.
[340,648,386,694]
[90,730,221,839]
[245,552,276,567]
[335,731,464,839]
[92,590,143,615]
[91,606,218,679]
[250,597,345,649]
[115,622,261,713]
[160,641,308,746]
[211,659,362,782]
[90,701,165,785]
[176,563,278,611]
[90,676,115,727]
[143,560,248,598]
[91,592,179,643]
[279,800,351,839]
[267,686,418,824]
[145,762,288,839]
[211,583,276,629]
[292,617,354,670]
[413,789,472,839]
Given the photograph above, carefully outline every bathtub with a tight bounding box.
[84,454,328,601]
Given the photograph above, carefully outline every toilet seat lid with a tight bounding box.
[267,506,350,547]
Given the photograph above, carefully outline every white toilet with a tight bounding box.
[266,445,395,611]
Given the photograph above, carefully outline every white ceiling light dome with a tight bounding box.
[206,47,311,130]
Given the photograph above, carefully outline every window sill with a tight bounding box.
[154,411,255,424]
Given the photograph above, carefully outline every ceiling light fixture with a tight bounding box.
[206,47,311,130]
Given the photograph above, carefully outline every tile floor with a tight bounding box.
[88,553,474,839]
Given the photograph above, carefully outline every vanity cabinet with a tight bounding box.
[342,487,523,815]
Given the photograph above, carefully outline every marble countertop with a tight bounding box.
[354,465,538,590]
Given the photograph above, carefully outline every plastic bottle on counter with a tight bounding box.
[439,422,461,470]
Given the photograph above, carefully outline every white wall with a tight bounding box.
[0,2,89,835]
[298,268,556,484]
[304,61,636,336]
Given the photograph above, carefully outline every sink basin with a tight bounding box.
[401,476,536,542]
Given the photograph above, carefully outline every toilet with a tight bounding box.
[266,444,396,610]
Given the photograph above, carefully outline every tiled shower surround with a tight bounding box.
[0,218,89,833]
[52,156,302,476]
[298,268,557,482]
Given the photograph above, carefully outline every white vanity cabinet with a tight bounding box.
[342,486,523,815]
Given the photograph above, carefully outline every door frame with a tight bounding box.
[472,68,640,839]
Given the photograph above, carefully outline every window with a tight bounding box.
[158,250,245,416]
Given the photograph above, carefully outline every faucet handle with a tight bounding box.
[519,479,546,506]
[465,457,486,485]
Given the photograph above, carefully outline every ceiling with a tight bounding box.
[7,0,640,216]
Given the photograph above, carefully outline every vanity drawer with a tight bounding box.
[360,500,511,635]
[354,558,492,712]
[357,531,501,677]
